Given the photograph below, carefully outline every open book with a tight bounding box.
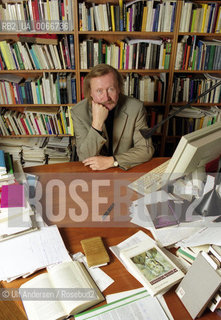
[120,239,184,296]
[20,261,104,320]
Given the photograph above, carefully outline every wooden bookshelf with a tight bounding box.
[0,0,220,157]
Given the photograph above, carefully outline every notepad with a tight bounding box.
[81,237,110,268]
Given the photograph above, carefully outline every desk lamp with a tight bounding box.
[193,156,221,217]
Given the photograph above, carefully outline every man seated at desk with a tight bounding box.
[71,64,154,170]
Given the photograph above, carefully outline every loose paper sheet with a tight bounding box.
[0,225,70,281]
[75,291,169,320]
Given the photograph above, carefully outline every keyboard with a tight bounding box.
[128,160,170,195]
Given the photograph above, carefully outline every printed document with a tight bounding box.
[75,291,169,320]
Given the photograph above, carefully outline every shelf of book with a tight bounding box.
[2,134,72,138]
[0,70,76,73]
[171,103,221,106]
[0,0,220,158]
[174,71,221,73]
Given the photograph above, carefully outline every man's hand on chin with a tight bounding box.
[83,156,115,170]
[91,101,109,131]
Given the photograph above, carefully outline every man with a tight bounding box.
[71,64,154,170]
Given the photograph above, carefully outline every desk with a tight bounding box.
[2,158,220,320]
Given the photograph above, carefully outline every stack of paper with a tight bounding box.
[0,138,44,164]
[129,172,219,248]
[0,225,71,281]
[22,145,46,167]
[45,136,71,164]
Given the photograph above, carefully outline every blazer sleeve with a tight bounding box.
[71,103,107,161]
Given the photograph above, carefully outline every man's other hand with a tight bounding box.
[83,156,114,170]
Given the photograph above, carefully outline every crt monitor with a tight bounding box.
[128,121,221,197]
[164,121,221,188]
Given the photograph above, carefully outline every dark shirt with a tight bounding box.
[105,108,115,156]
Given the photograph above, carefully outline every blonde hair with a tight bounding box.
[83,64,124,100]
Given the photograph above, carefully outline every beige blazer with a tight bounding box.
[71,95,154,170]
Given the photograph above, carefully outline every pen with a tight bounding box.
[102,202,114,220]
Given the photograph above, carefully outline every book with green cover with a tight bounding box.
[4,152,13,174]
[13,43,25,70]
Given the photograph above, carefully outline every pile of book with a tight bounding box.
[0,137,73,167]
[45,136,71,164]
[0,138,45,167]
[175,244,221,318]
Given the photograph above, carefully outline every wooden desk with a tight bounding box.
[2,158,220,320]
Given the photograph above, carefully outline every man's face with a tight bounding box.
[90,72,120,111]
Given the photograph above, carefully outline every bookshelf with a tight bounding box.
[0,0,220,158]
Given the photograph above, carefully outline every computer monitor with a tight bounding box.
[128,121,221,197]
[164,121,221,185]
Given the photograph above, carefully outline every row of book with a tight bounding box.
[0,34,75,71]
[175,36,221,71]
[0,106,74,137]
[79,0,176,32]
[179,2,221,33]
[80,38,171,70]
[0,73,77,105]
[171,75,221,104]
[123,73,166,104]
[0,0,74,32]
[167,106,221,136]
